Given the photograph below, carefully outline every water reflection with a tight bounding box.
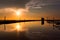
[3,24,16,32]
[2,23,25,32]
[16,23,21,31]
[53,25,60,30]
[0,22,60,40]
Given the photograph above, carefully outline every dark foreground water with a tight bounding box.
[0,21,60,40]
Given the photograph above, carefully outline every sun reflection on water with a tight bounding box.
[16,23,21,31]
[15,23,28,32]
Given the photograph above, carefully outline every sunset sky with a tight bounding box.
[0,0,60,38]
[0,0,60,20]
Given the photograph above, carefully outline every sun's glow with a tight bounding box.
[16,10,22,16]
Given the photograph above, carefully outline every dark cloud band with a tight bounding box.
[0,0,30,8]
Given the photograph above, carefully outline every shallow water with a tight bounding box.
[0,21,60,40]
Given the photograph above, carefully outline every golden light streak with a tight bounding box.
[16,23,21,31]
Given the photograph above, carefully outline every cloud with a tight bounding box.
[25,0,60,10]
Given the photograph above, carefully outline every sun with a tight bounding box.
[16,9,22,16]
